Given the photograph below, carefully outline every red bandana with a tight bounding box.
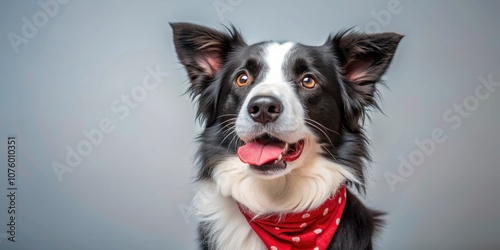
[238,186,347,250]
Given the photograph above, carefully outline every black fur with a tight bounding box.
[329,190,385,250]
[171,22,402,250]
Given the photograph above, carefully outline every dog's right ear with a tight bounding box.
[170,22,245,94]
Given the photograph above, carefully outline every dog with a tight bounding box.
[171,22,402,250]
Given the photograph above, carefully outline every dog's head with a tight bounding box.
[171,22,402,213]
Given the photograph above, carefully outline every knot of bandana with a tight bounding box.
[238,186,347,250]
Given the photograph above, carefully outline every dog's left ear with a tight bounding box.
[170,22,245,94]
[171,22,246,126]
[329,31,403,128]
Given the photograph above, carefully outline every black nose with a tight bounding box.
[247,96,283,125]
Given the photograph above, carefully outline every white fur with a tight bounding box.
[212,141,358,215]
[235,42,310,179]
[235,42,303,142]
[261,42,294,84]
[193,182,266,250]
[235,76,306,144]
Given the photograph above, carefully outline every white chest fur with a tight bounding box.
[193,182,267,250]
[193,152,357,249]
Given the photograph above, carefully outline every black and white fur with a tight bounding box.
[171,22,402,250]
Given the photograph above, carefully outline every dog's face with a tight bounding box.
[172,23,401,213]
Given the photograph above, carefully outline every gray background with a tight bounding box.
[1,0,499,249]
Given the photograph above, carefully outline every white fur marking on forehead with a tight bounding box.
[262,42,295,84]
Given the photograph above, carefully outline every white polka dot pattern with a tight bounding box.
[237,185,348,250]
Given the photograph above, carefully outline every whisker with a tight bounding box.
[307,121,338,161]
[305,118,340,136]
[235,137,242,152]
[216,114,238,119]
[217,118,237,127]
[306,121,334,147]
[214,118,237,136]
[228,133,238,153]
[220,129,237,147]
[220,121,237,137]
[321,145,337,160]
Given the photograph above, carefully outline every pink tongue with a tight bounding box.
[237,142,284,166]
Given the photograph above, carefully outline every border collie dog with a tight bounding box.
[171,22,402,250]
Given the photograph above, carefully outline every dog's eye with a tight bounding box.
[236,73,252,87]
[300,75,317,89]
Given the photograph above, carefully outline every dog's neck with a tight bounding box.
[237,186,347,250]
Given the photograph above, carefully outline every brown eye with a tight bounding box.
[300,75,317,89]
[236,73,252,87]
